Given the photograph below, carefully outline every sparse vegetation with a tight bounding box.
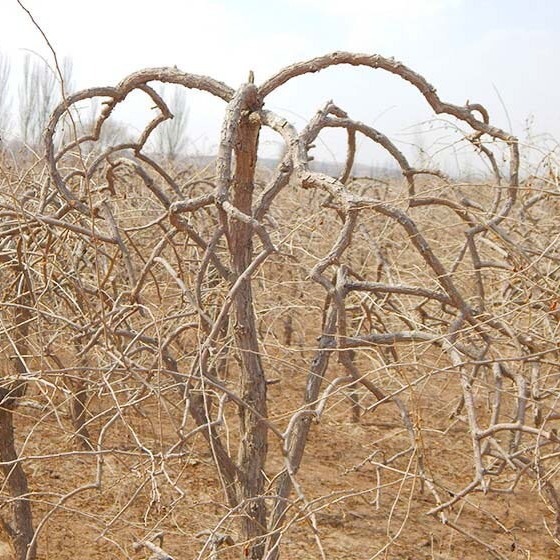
[0,48,560,560]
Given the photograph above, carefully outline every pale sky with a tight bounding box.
[1,0,558,173]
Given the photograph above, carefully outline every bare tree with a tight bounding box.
[0,52,11,140]
[18,53,73,149]
[0,241,35,560]
[150,84,189,160]
[1,52,559,560]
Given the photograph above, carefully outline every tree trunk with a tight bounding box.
[230,106,268,559]
[0,384,35,560]
[69,375,92,451]
[0,250,35,560]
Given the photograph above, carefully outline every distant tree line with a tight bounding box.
[0,51,189,159]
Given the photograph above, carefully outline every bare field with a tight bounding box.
[4,335,560,559]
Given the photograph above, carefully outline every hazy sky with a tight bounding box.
[1,0,558,171]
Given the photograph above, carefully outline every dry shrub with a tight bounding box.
[0,53,559,560]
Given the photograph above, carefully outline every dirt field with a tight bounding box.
[4,359,558,560]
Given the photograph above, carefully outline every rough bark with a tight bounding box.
[0,266,35,560]
[0,392,35,560]
[230,99,268,559]
[69,371,92,451]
